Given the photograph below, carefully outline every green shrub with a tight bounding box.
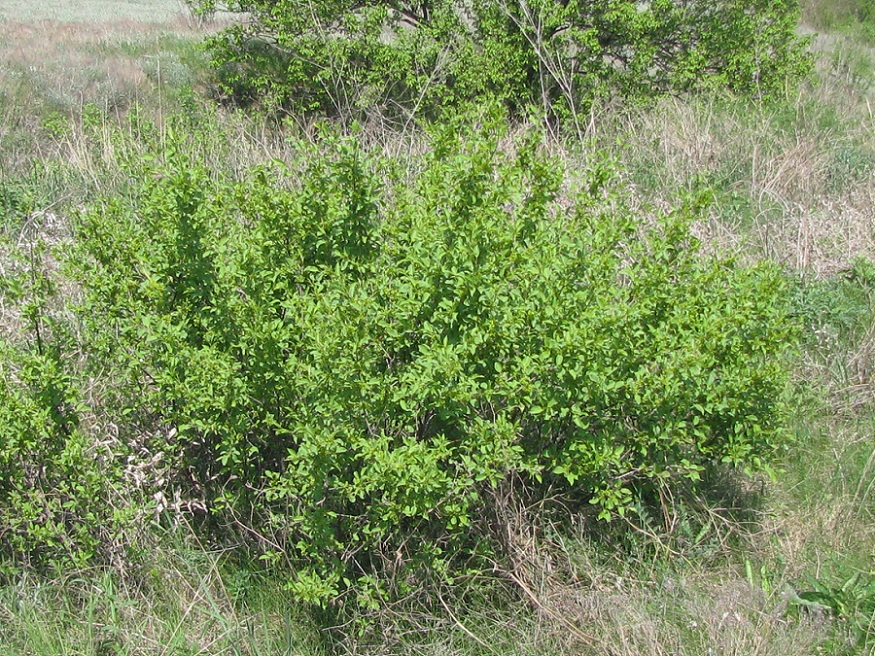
[65,123,797,603]
[0,348,102,570]
[0,239,144,573]
[196,0,811,122]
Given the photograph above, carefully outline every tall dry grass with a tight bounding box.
[595,38,875,275]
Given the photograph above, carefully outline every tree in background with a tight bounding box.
[195,0,811,124]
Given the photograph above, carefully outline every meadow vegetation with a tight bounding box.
[0,0,873,654]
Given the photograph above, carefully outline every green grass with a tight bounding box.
[0,542,328,656]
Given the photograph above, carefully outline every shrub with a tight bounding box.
[60,121,799,603]
[0,238,146,573]
[196,0,812,122]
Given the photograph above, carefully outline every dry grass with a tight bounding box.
[0,21,204,116]
[595,29,875,276]
[0,0,198,25]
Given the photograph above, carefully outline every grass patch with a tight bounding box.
[0,536,328,656]
[592,31,875,274]
[0,1,195,25]
[802,0,875,44]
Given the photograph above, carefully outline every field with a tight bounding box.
[0,1,873,654]
[0,0,195,24]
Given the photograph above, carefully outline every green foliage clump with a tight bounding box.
[0,240,142,573]
[63,123,798,603]
[0,347,103,570]
[197,0,811,121]
[792,569,875,649]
